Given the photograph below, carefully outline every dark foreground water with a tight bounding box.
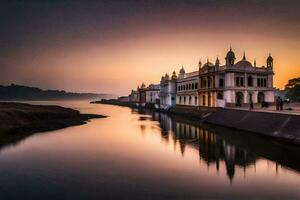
[1,101,300,200]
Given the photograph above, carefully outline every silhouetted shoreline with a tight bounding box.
[0,102,106,147]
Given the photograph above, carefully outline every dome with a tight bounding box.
[267,54,273,62]
[179,66,185,74]
[234,60,253,68]
[165,73,170,80]
[226,47,236,59]
[171,71,177,79]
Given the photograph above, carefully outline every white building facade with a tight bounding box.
[145,84,160,104]
[198,48,275,107]
[176,67,199,107]
[159,72,177,110]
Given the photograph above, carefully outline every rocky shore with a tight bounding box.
[0,102,105,138]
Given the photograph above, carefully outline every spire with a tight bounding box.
[230,45,232,51]
[242,51,246,60]
[254,59,256,67]
[215,56,220,66]
[198,59,202,68]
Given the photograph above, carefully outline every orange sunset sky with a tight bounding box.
[1,1,300,95]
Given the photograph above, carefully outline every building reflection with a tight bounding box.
[136,108,300,182]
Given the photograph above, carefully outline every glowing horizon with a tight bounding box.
[1,1,299,95]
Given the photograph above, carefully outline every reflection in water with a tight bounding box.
[135,108,300,182]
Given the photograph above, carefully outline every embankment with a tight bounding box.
[92,100,300,145]
[202,108,300,145]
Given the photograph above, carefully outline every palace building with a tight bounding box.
[198,48,274,107]
[132,47,275,110]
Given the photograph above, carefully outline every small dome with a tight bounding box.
[165,73,170,80]
[267,54,273,62]
[171,71,177,79]
[234,60,253,68]
[179,66,185,74]
[141,83,146,88]
[226,47,236,59]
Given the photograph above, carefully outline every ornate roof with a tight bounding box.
[226,47,236,59]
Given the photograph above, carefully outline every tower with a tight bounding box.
[267,53,273,68]
[225,46,236,66]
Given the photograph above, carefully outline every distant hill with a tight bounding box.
[0,84,115,101]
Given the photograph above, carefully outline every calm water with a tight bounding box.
[1,101,300,199]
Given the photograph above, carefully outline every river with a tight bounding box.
[0,101,300,199]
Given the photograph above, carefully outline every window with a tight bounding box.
[240,77,244,86]
[195,96,198,105]
[217,92,223,99]
[248,76,253,87]
[192,83,194,90]
[202,95,206,106]
[195,83,198,89]
[219,78,224,87]
[189,96,192,104]
[184,96,186,104]
[236,77,244,87]
[236,77,240,86]
[189,84,191,90]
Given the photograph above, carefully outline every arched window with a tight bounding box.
[202,95,206,106]
[184,96,186,104]
[179,96,182,104]
[195,96,198,105]
[189,96,192,104]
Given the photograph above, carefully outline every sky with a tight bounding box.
[1,0,300,95]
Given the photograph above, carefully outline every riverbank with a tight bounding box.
[93,100,300,145]
[0,102,106,139]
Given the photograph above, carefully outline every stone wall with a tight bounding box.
[202,108,300,145]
